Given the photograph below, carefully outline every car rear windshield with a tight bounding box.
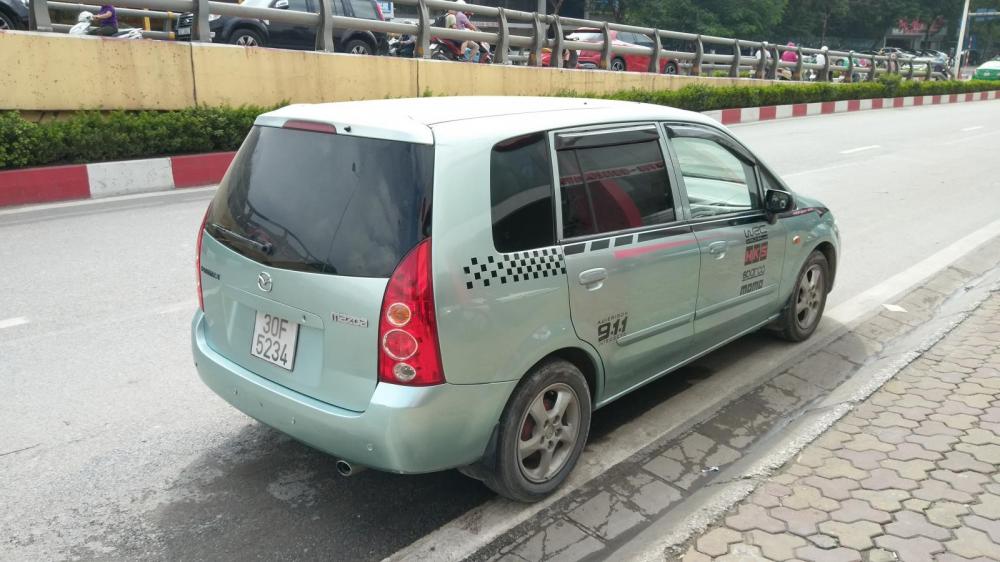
[207,125,433,278]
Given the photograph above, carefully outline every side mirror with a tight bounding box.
[274,0,289,8]
[765,189,794,215]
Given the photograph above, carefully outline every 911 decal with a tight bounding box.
[598,312,629,344]
[739,226,769,295]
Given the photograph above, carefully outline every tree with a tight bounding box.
[622,0,787,38]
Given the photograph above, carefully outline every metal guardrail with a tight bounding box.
[27,0,945,82]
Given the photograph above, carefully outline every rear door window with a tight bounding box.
[490,133,555,253]
[555,126,675,239]
[207,125,433,278]
[349,0,378,19]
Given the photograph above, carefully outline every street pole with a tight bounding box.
[953,0,971,79]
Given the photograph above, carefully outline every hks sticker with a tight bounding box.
[739,227,769,295]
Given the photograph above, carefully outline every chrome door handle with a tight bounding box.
[578,268,608,289]
[708,241,728,259]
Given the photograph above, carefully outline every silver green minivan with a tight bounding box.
[192,96,839,502]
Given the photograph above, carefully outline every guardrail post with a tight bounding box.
[494,8,510,64]
[27,0,53,32]
[845,50,855,83]
[756,41,768,78]
[793,46,803,80]
[766,44,778,79]
[599,21,612,70]
[192,0,210,42]
[648,30,662,73]
[691,35,703,76]
[925,60,932,81]
[906,59,914,79]
[415,0,430,58]
[163,11,172,33]
[867,55,877,81]
[528,14,545,67]
[820,46,831,81]
[728,38,741,77]
[550,16,564,68]
[315,0,335,52]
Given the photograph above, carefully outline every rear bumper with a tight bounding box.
[191,311,516,473]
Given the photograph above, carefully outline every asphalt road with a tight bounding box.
[1,101,998,561]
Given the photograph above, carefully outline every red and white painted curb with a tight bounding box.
[0,151,235,208]
[1,89,998,209]
[703,90,1000,125]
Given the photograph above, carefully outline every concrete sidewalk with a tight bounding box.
[680,292,1000,562]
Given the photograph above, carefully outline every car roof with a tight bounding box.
[256,96,714,144]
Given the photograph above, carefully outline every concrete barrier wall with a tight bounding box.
[1,30,777,111]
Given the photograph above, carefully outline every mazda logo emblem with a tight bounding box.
[257,272,273,292]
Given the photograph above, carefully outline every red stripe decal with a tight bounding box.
[871,98,884,110]
[759,106,777,121]
[847,100,861,111]
[980,92,989,101]
[720,108,742,125]
[0,164,90,207]
[171,152,236,189]
[820,101,836,114]
[792,104,808,117]
[913,96,924,106]
[949,94,958,103]
[614,239,692,260]
[966,93,975,102]
[894,97,905,108]
[932,95,941,104]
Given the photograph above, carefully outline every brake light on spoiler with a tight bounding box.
[282,120,337,134]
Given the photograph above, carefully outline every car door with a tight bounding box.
[268,0,315,49]
[664,124,787,349]
[553,124,700,402]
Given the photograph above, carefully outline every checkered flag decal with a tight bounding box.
[463,247,567,290]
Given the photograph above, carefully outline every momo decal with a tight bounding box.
[597,312,629,344]
[740,226,769,295]
[462,247,566,290]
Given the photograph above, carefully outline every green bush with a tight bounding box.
[0,80,997,170]
[0,106,268,171]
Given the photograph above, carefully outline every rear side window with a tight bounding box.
[556,128,675,239]
[208,126,433,278]
[349,0,378,19]
[490,133,555,253]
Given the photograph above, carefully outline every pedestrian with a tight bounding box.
[815,47,829,81]
[88,2,118,36]
[780,42,798,63]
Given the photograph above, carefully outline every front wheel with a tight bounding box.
[610,57,626,71]
[0,11,19,30]
[663,61,678,74]
[343,38,373,55]
[483,359,591,502]
[776,251,829,342]
[229,29,264,48]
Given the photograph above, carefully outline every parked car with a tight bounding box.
[175,0,387,54]
[192,96,840,502]
[974,57,1000,80]
[543,28,679,74]
[0,0,28,31]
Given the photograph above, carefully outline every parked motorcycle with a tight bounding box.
[69,11,144,39]
[430,37,492,64]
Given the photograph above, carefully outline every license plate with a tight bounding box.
[177,27,190,36]
[250,311,299,371]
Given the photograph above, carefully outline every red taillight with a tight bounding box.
[196,204,211,311]
[282,120,337,134]
[377,239,444,386]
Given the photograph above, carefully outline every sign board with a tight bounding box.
[380,1,394,19]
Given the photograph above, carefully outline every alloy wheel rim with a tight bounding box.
[795,265,823,330]
[351,44,368,55]
[0,19,10,30]
[611,60,625,71]
[517,383,581,483]
[665,64,677,74]
[236,35,257,47]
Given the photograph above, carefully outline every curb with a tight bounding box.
[702,89,999,125]
[0,151,235,208]
[0,89,997,209]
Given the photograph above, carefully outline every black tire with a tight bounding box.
[344,38,373,55]
[776,251,829,342]
[0,10,18,31]
[228,29,264,48]
[663,61,678,75]
[482,359,592,503]
[610,57,626,71]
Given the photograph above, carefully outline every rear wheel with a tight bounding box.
[610,57,626,71]
[229,29,264,47]
[483,359,591,502]
[0,11,17,30]
[344,38,373,55]
[663,61,678,74]
[776,251,829,342]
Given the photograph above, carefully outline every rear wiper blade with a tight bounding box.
[209,223,274,255]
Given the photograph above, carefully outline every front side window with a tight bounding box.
[349,0,378,19]
[490,133,555,253]
[672,136,758,218]
[557,128,675,239]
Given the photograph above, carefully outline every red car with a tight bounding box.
[541,29,679,74]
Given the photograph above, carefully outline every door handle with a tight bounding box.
[708,240,728,259]
[578,268,608,289]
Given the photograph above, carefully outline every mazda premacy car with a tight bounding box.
[192,97,839,502]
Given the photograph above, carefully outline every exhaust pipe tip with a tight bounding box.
[336,460,366,477]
